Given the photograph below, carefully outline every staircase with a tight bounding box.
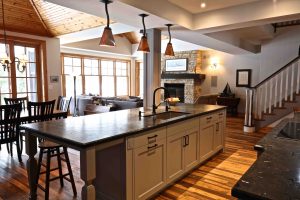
[244,48,300,131]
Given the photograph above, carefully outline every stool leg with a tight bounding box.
[36,148,44,185]
[56,147,64,187]
[45,149,51,200]
[63,147,77,197]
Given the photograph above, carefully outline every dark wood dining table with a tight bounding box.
[19,110,68,124]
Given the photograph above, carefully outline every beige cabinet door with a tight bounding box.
[133,139,166,200]
[199,124,215,162]
[183,129,199,171]
[166,131,185,183]
[214,120,224,151]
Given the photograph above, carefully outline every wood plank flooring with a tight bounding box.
[0,117,271,200]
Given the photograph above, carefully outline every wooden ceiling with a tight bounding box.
[0,0,109,37]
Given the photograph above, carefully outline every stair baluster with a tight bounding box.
[296,60,300,94]
[285,68,289,101]
[279,72,283,107]
[274,75,278,108]
[269,78,273,114]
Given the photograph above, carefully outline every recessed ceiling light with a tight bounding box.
[201,2,206,8]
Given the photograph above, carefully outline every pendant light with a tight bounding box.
[137,14,150,53]
[164,24,175,56]
[0,0,28,72]
[0,0,11,72]
[99,0,115,47]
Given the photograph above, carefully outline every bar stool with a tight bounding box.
[36,141,77,199]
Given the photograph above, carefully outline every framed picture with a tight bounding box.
[50,75,59,83]
[165,58,187,72]
[236,69,251,87]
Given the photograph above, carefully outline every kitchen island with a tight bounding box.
[22,104,226,200]
[232,118,300,199]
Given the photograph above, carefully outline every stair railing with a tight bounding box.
[244,47,300,132]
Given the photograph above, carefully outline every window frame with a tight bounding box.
[61,53,131,97]
[0,35,46,103]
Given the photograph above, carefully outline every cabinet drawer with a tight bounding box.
[215,110,225,121]
[167,118,199,137]
[127,127,166,149]
[200,114,215,128]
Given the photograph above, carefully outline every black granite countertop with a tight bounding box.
[232,118,300,200]
[21,104,225,149]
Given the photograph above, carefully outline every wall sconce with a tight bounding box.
[210,57,219,69]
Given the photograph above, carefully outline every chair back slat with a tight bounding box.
[0,103,22,145]
[27,100,55,123]
[58,96,72,113]
[4,97,28,111]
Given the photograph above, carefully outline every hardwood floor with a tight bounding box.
[0,117,271,200]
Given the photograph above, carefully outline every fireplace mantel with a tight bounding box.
[161,73,206,81]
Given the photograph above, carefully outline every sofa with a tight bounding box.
[93,96,143,111]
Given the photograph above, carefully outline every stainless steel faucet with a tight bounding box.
[152,87,170,114]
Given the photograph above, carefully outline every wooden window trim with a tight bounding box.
[0,35,47,101]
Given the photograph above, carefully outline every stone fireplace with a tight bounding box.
[161,50,205,104]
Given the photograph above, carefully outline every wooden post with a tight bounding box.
[80,147,96,200]
[143,29,162,108]
[296,60,300,94]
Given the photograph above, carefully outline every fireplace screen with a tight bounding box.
[164,83,185,103]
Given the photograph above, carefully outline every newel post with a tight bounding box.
[244,88,255,133]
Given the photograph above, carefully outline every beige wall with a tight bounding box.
[200,26,300,113]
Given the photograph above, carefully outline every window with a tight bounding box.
[0,41,42,104]
[84,59,99,95]
[63,56,82,98]
[139,62,144,98]
[116,61,128,96]
[61,54,130,97]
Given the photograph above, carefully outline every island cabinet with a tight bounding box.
[166,118,199,183]
[126,127,167,200]
[199,110,226,163]
[126,109,226,200]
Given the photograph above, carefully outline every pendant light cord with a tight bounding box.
[167,25,172,43]
[142,16,146,36]
[105,0,110,28]
[1,0,8,54]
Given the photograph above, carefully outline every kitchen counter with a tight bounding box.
[21,104,225,149]
[232,118,300,200]
[22,104,226,200]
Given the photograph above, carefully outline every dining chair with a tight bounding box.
[57,96,72,113]
[27,100,55,123]
[4,97,28,153]
[4,97,28,111]
[0,103,22,162]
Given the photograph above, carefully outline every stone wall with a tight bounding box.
[161,50,202,103]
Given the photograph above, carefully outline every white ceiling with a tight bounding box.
[168,0,264,14]
[47,0,300,55]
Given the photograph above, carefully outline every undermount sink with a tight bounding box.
[143,111,190,120]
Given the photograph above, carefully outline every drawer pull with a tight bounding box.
[219,113,223,116]
[206,117,212,120]
[148,135,158,139]
[148,144,158,150]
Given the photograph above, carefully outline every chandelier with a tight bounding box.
[0,0,28,73]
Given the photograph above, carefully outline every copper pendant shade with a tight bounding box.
[165,24,175,56]
[165,42,175,56]
[100,27,115,46]
[137,14,150,53]
[99,0,115,47]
